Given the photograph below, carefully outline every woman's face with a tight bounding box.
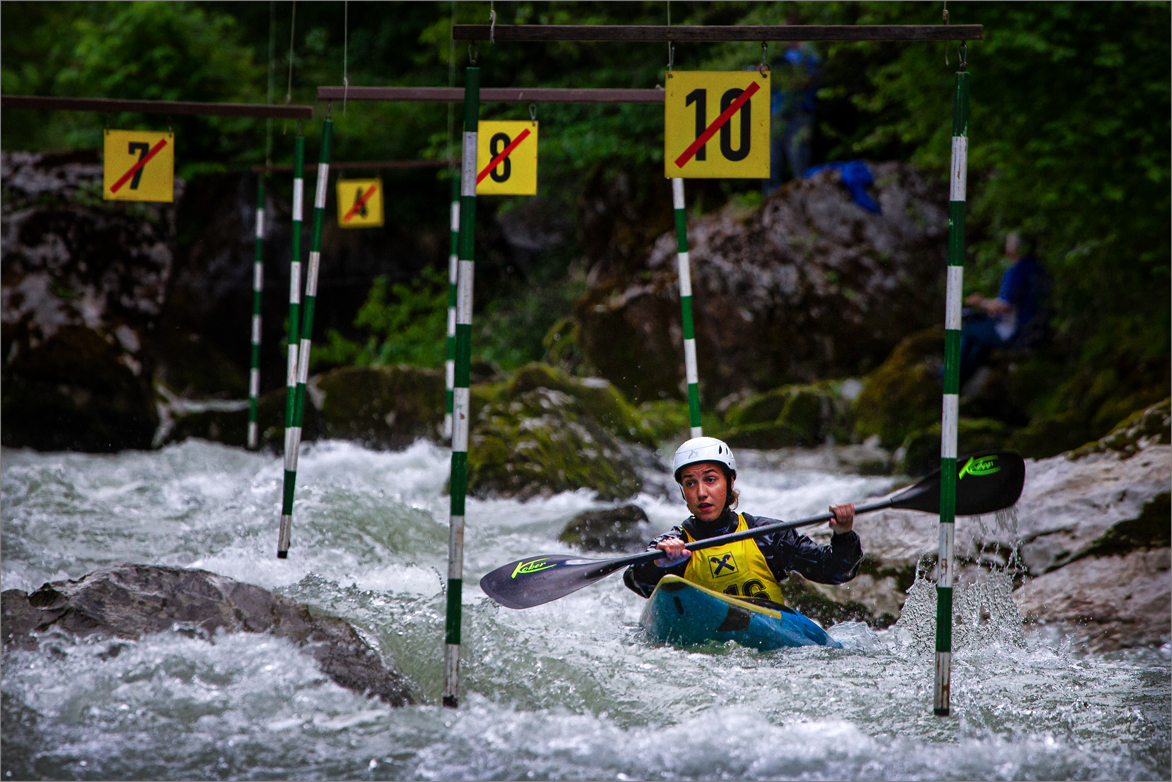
[678,462,731,523]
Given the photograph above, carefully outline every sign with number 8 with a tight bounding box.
[664,71,771,179]
[476,120,538,195]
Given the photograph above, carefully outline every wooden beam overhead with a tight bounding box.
[252,159,456,173]
[317,86,664,104]
[452,24,982,43]
[1,95,315,120]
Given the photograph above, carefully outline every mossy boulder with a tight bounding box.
[853,328,944,449]
[559,504,652,552]
[315,365,445,449]
[1068,397,1171,461]
[634,399,691,444]
[720,380,857,448]
[466,364,652,501]
[899,418,1015,476]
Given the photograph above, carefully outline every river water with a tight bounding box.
[2,439,1168,780]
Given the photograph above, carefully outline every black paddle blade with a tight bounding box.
[479,553,645,609]
[889,450,1025,516]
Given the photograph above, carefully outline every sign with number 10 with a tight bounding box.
[664,71,771,179]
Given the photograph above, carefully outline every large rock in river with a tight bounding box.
[1,564,413,706]
[575,162,948,403]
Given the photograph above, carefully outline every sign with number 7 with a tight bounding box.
[103,129,175,202]
[664,71,771,179]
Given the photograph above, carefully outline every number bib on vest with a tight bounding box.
[682,513,785,603]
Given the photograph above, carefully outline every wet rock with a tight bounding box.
[2,151,178,451]
[852,327,943,450]
[575,162,948,404]
[1,564,413,706]
[898,418,1014,477]
[719,379,859,449]
[467,363,661,501]
[560,504,652,552]
[315,365,445,449]
[1015,548,1171,652]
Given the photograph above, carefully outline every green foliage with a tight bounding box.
[313,267,448,370]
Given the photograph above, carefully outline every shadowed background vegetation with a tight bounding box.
[3,2,1168,448]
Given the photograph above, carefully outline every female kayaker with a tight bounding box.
[623,436,861,604]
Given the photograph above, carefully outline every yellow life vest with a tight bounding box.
[682,513,785,604]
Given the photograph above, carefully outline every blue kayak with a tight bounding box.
[640,575,841,650]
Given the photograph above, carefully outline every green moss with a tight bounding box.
[316,365,445,449]
[1069,397,1171,461]
[900,418,1014,476]
[854,328,944,449]
[1079,492,1171,558]
[635,399,690,444]
[721,381,856,448]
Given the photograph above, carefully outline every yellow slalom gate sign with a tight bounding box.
[476,120,538,195]
[664,71,771,179]
[103,130,175,202]
[336,179,384,228]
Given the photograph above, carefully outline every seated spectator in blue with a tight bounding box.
[765,29,820,196]
[959,231,1051,387]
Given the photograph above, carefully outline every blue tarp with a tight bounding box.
[804,160,881,214]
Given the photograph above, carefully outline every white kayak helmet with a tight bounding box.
[672,437,737,483]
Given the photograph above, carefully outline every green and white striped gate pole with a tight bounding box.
[248,177,265,450]
[444,64,479,709]
[672,178,703,437]
[445,175,459,441]
[278,129,305,559]
[935,66,969,717]
[279,117,333,559]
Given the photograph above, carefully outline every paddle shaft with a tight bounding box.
[586,497,893,579]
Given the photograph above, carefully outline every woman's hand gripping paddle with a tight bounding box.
[480,450,1025,609]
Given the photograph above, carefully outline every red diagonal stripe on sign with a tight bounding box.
[110,138,168,193]
[476,128,531,185]
[673,81,760,169]
[343,184,378,222]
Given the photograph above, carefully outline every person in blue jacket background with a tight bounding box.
[959,231,1052,388]
[764,30,821,196]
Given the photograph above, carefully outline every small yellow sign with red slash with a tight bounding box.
[476,120,538,195]
[664,70,771,179]
[103,130,175,202]
[336,179,384,228]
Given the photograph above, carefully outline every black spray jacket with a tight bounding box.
[623,508,863,599]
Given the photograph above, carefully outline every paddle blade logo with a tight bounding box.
[958,455,1000,479]
[511,558,555,578]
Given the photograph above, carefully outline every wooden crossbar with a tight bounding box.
[317,86,663,104]
[251,159,456,173]
[452,24,983,43]
[1,95,314,120]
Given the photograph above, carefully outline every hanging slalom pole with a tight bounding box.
[278,128,305,559]
[443,60,479,710]
[445,175,459,441]
[672,178,702,437]
[935,48,969,717]
[248,177,265,450]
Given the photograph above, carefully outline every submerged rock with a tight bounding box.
[1,564,413,706]
[560,504,652,552]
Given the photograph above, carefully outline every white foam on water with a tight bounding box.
[3,440,1168,780]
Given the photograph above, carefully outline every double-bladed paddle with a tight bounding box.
[479,450,1025,609]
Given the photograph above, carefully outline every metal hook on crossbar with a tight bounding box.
[667,41,675,72]
[759,41,771,74]
[529,103,537,123]
[326,101,332,121]
[469,43,478,64]
[297,119,304,137]
[958,41,968,72]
